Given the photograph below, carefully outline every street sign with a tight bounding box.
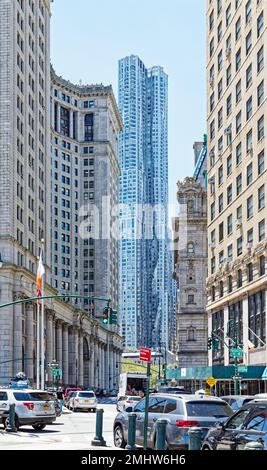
[206,376,217,388]
[52,368,62,379]
[231,348,243,358]
[139,347,152,363]
[238,365,248,373]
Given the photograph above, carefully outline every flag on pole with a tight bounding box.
[36,248,45,304]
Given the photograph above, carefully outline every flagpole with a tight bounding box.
[36,302,40,389]
[41,239,45,390]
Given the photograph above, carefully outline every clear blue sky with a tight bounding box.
[51,0,206,209]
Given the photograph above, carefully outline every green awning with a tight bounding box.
[262,367,267,380]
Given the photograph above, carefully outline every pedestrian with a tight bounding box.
[56,386,64,415]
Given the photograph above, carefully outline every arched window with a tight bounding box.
[187,242,195,255]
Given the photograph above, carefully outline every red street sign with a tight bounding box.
[139,347,152,363]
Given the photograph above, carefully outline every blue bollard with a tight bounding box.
[188,427,203,450]
[91,408,106,446]
[155,418,168,450]
[6,404,17,433]
[126,413,137,450]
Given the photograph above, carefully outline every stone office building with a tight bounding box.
[0,0,122,388]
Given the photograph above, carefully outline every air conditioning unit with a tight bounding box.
[236,219,242,228]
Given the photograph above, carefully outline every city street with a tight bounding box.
[0,403,117,450]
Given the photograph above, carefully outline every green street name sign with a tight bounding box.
[238,366,248,373]
[231,348,243,358]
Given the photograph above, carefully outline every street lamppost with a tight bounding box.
[48,359,59,390]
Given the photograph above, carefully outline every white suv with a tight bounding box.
[0,388,56,431]
[68,391,97,412]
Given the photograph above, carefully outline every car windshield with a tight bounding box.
[186,401,232,418]
[127,397,141,401]
[13,392,52,401]
[78,392,95,398]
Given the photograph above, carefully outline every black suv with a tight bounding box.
[202,400,267,450]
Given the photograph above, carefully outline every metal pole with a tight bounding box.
[41,291,45,390]
[126,413,137,450]
[36,302,40,389]
[143,361,150,450]
[91,408,106,446]
[155,418,168,450]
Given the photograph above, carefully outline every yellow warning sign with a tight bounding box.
[206,376,217,388]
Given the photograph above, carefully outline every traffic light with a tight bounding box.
[212,337,219,350]
[109,308,117,325]
[207,337,212,350]
[102,306,109,324]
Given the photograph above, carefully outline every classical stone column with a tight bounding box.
[46,311,54,383]
[78,333,84,387]
[69,327,79,386]
[53,318,56,362]
[109,343,113,390]
[56,320,63,370]
[90,338,95,387]
[13,293,23,375]
[62,324,69,385]
[25,302,34,380]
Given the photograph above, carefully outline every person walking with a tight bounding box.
[56,387,64,415]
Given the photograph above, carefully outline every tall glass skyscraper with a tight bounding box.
[118,55,172,351]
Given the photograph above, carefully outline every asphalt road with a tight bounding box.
[0,403,118,450]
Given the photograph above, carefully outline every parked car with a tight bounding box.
[68,390,97,412]
[64,387,82,404]
[219,395,255,411]
[113,393,233,449]
[254,393,267,399]
[201,400,267,450]
[116,395,142,412]
[157,386,191,395]
[0,388,56,431]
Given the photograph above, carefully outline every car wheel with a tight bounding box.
[202,445,211,450]
[114,424,126,448]
[32,423,46,431]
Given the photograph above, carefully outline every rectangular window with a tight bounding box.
[246,129,253,152]
[210,92,215,112]
[210,120,215,140]
[218,50,223,72]
[227,184,232,204]
[246,96,252,120]
[210,10,214,30]
[246,0,252,23]
[226,65,231,86]
[246,30,252,55]
[247,263,253,282]
[236,79,241,103]
[228,244,233,261]
[236,174,242,195]
[237,236,243,256]
[259,255,265,276]
[218,165,223,185]
[235,17,241,41]
[217,21,222,42]
[247,162,253,185]
[246,64,252,88]
[257,11,264,37]
[218,107,223,128]
[227,154,232,175]
[226,94,232,116]
[247,195,253,219]
[258,150,265,175]
[236,48,241,72]
[211,202,215,221]
[211,256,215,274]
[210,37,215,58]
[257,80,264,107]
[236,142,242,165]
[227,214,233,235]
[258,184,265,210]
[218,79,223,100]
[219,193,224,213]
[226,4,231,26]
[257,46,264,73]
[259,219,265,241]
[236,111,242,133]
[258,115,264,141]
[219,222,224,242]
[247,228,253,243]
